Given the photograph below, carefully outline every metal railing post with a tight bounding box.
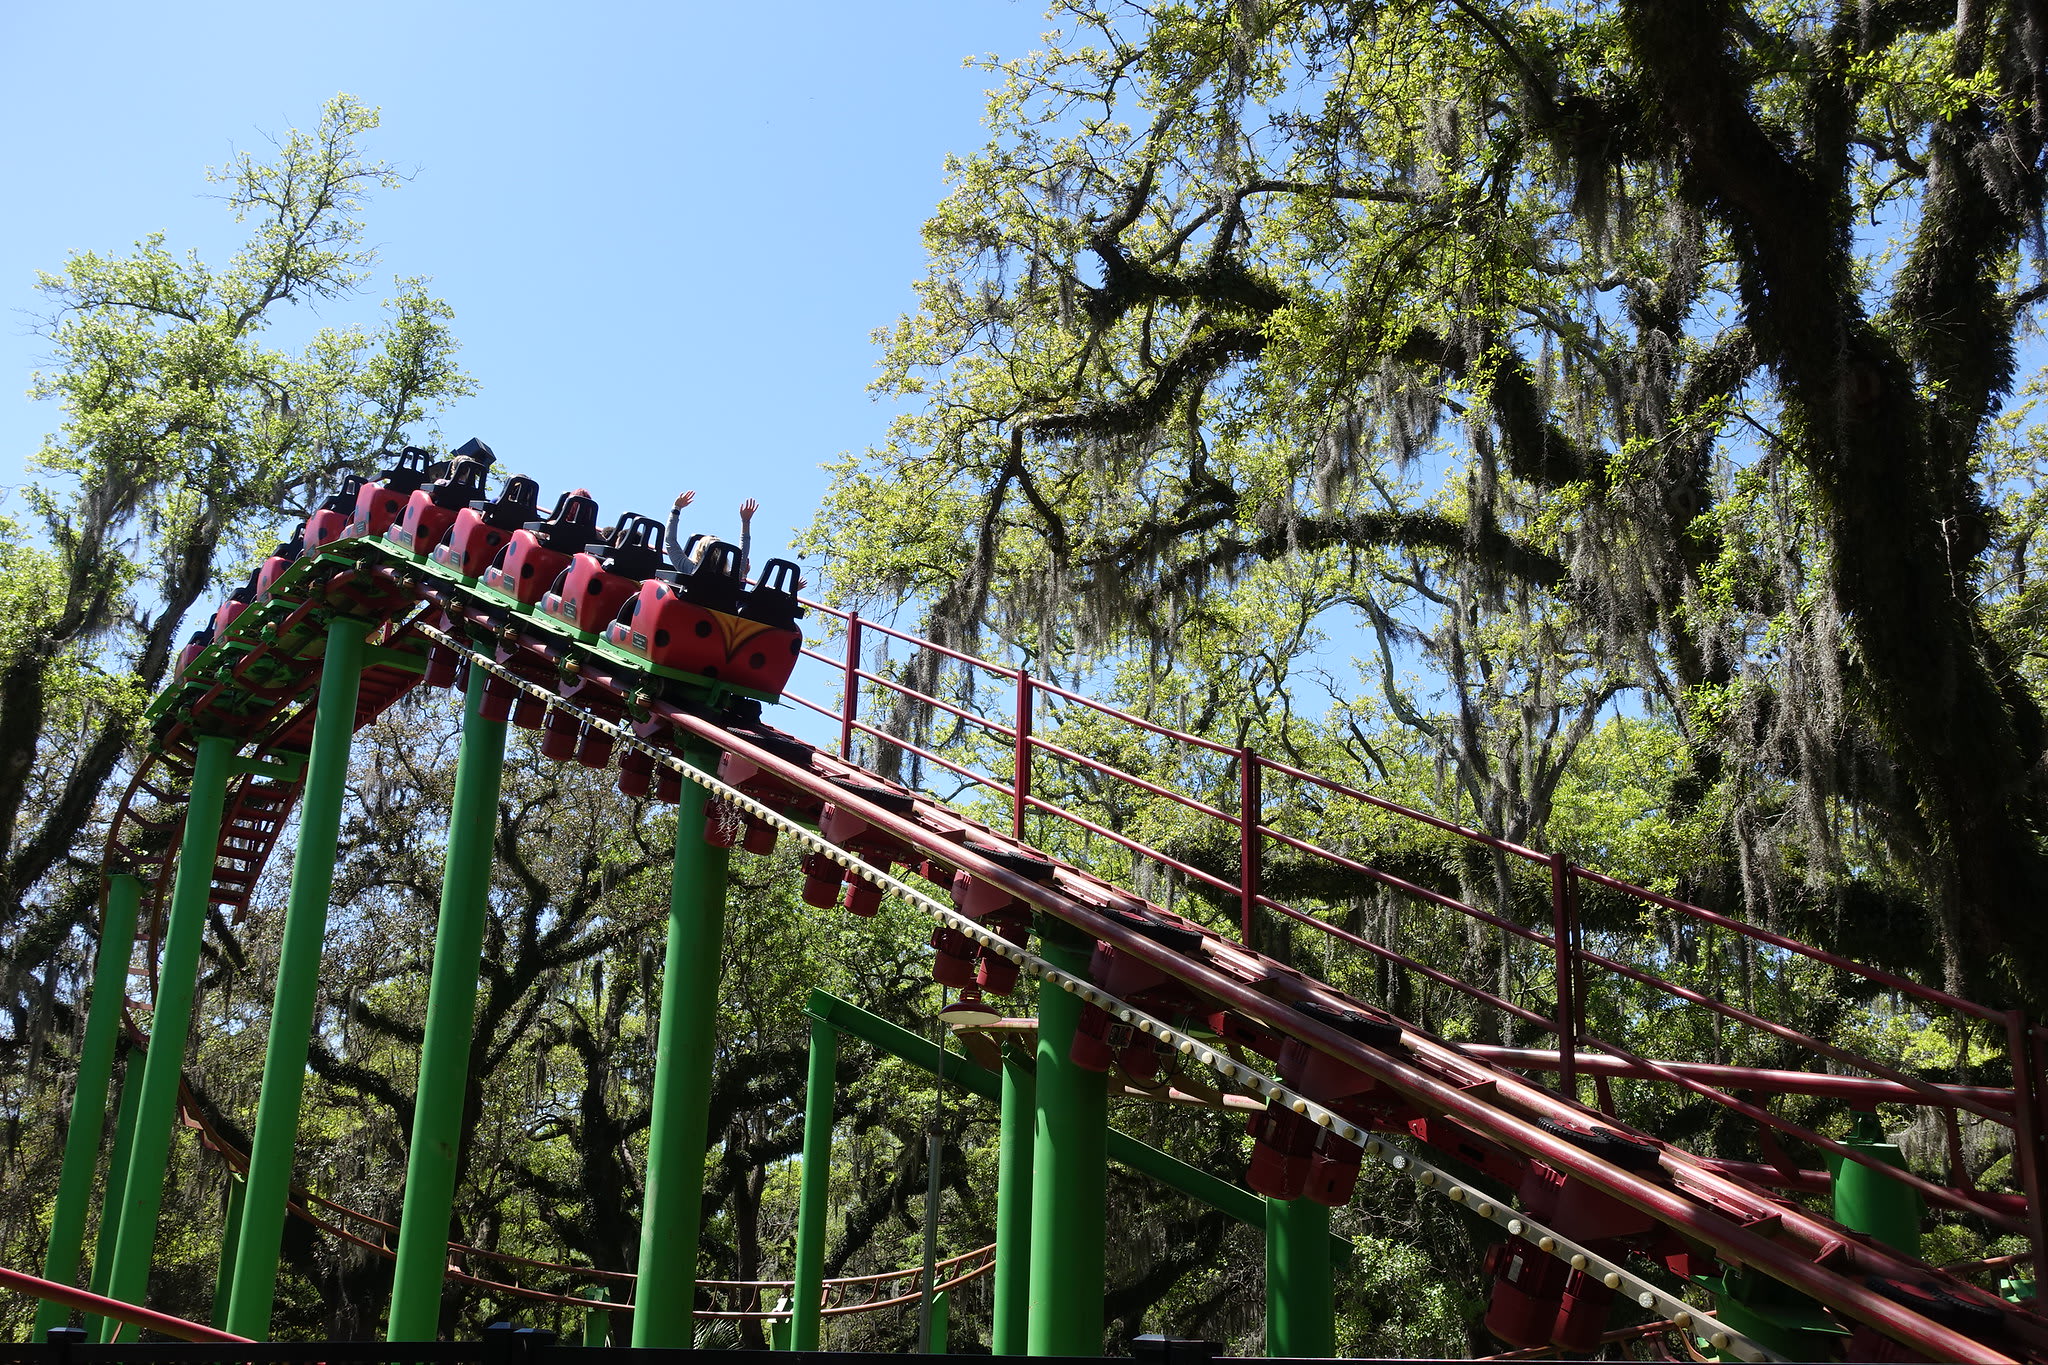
[1550,853,1578,1098]
[2005,1011,2048,1281]
[1012,672,1033,842]
[1240,749,1262,947]
[840,612,861,760]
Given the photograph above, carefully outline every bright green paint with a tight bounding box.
[1265,1197,1334,1358]
[802,989,1347,1258]
[386,667,507,1341]
[88,1052,143,1342]
[34,873,143,1338]
[210,1175,247,1330]
[1027,926,1107,1357]
[1829,1112,1921,1257]
[994,1039,1034,1355]
[101,733,235,1324]
[227,615,368,1339]
[631,748,729,1347]
[791,1018,836,1351]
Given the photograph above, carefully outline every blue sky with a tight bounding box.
[0,0,1051,575]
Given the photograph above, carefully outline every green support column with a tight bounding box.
[34,873,144,1337]
[386,665,508,1341]
[1027,924,1107,1357]
[226,616,368,1339]
[791,1018,836,1351]
[928,1288,951,1355]
[580,1287,610,1347]
[88,1050,143,1341]
[101,733,235,1321]
[631,746,730,1347]
[993,1038,1034,1355]
[210,1175,247,1329]
[1265,1197,1334,1358]
[1829,1111,1921,1257]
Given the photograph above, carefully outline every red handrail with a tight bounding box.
[1571,863,2001,1021]
[1019,793,1241,898]
[1031,733,1236,824]
[1257,824,1552,946]
[0,1264,252,1343]
[852,719,1003,794]
[1258,893,1558,1031]
[793,591,2040,1253]
[1256,752,1549,860]
[1029,674,1242,755]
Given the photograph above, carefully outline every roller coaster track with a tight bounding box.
[80,509,2048,1362]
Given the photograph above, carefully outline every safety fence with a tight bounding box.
[781,601,2048,1274]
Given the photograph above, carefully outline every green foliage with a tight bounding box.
[0,94,471,1330]
[11,9,2048,1353]
[0,89,471,976]
[809,0,2048,1005]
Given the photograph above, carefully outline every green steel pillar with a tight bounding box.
[386,665,508,1341]
[210,1174,247,1329]
[88,1050,143,1341]
[928,1288,951,1355]
[1830,1111,1922,1257]
[34,873,144,1337]
[1027,924,1107,1357]
[226,616,368,1339]
[580,1287,609,1347]
[631,745,730,1347]
[791,1018,836,1351]
[101,733,235,1320]
[992,1038,1034,1355]
[1265,1197,1334,1358]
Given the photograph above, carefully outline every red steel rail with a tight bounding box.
[63,539,2048,1359]
[785,594,2048,1276]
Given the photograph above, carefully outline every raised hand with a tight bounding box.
[739,497,759,522]
[673,489,696,511]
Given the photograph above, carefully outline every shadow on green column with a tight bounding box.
[993,1038,1034,1355]
[88,1047,144,1342]
[1265,1196,1333,1358]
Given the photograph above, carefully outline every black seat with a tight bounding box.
[740,558,805,631]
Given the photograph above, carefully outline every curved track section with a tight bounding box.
[99,511,2048,1362]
